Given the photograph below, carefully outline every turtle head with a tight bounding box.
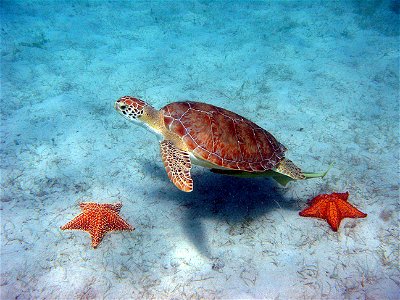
[114,96,149,122]
[115,96,163,138]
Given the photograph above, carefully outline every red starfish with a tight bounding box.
[299,192,367,231]
[61,202,134,248]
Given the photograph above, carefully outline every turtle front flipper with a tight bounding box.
[160,140,193,192]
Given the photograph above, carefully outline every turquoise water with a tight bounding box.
[1,1,399,299]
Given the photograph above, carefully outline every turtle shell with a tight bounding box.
[161,102,286,172]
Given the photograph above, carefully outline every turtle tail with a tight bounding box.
[276,158,305,180]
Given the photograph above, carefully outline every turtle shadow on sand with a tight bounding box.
[142,161,301,258]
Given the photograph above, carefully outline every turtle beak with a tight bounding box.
[114,100,124,113]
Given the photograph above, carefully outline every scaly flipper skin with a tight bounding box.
[276,158,305,180]
[160,140,193,192]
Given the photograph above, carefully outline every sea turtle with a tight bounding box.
[114,96,329,192]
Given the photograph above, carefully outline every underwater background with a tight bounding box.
[1,0,399,299]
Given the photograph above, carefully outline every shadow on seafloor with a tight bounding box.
[141,160,303,257]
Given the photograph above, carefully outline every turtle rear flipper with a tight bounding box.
[275,158,305,180]
[210,161,333,186]
[160,140,193,192]
[272,160,334,186]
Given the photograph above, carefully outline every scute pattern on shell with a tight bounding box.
[162,101,286,172]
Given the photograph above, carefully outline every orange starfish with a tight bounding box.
[61,202,134,248]
[299,192,367,231]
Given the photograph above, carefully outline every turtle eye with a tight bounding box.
[120,105,127,110]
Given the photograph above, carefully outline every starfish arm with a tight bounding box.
[299,199,328,219]
[89,228,106,248]
[333,192,349,201]
[60,213,92,231]
[90,227,107,248]
[326,202,341,231]
[105,212,134,231]
[100,203,122,213]
[91,237,101,248]
[88,214,109,248]
[337,200,367,218]
[79,202,98,210]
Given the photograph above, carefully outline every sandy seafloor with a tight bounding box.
[1,0,399,299]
